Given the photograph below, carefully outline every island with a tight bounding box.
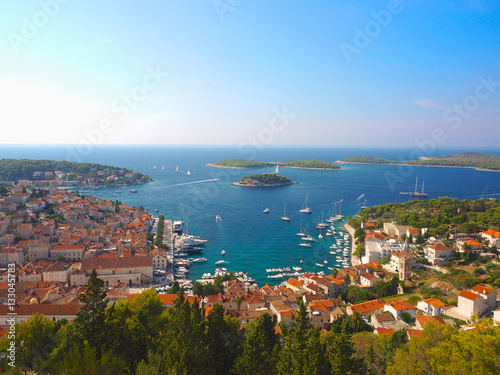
[0,159,152,189]
[231,173,298,187]
[205,159,340,170]
[337,152,500,171]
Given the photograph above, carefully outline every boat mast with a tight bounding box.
[414,177,418,194]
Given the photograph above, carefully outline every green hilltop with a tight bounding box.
[211,159,340,170]
[340,152,500,171]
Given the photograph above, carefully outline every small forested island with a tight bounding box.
[0,158,152,188]
[206,159,340,170]
[338,152,500,171]
[231,173,298,187]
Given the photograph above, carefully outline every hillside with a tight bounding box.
[349,197,500,234]
[0,159,151,185]
[339,152,500,171]
[207,159,340,170]
[232,173,296,187]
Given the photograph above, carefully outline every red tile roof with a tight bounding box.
[458,290,480,301]
[472,284,493,296]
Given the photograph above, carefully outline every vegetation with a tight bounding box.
[213,159,275,168]
[2,271,500,374]
[237,173,293,185]
[341,156,393,164]
[349,197,500,234]
[280,159,340,169]
[154,215,167,249]
[0,158,150,184]
[212,159,340,169]
[340,152,500,171]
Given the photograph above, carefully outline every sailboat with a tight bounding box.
[315,212,329,228]
[299,239,312,247]
[296,222,307,236]
[263,208,270,213]
[274,165,279,174]
[162,166,165,170]
[409,177,428,197]
[299,193,312,214]
[175,166,179,172]
[153,165,156,169]
[281,203,290,221]
[186,170,190,176]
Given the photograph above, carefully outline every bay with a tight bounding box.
[1,144,499,286]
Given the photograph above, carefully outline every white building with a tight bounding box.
[417,298,446,316]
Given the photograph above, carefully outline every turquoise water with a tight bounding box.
[1,145,499,286]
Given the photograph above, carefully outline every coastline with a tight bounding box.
[204,163,258,169]
[231,181,299,187]
[344,223,361,266]
[205,163,340,171]
[336,160,500,172]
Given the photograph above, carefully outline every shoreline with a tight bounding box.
[336,160,500,172]
[231,181,299,187]
[344,223,361,266]
[205,163,340,171]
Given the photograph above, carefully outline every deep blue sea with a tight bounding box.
[1,145,500,286]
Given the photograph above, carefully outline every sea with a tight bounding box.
[1,144,500,286]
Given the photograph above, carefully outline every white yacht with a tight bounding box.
[299,193,312,214]
[173,220,183,232]
[281,203,290,221]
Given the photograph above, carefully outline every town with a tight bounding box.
[0,178,499,373]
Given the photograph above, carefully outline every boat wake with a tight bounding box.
[162,178,220,188]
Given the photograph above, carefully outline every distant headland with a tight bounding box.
[337,153,500,172]
[231,173,298,187]
[205,159,341,170]
[0,159,152,188]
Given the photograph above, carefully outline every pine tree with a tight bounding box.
[328,333,364,375]
[233,313,280,375]
[74,268,109,353]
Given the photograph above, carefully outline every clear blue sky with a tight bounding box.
[1,0,499,147]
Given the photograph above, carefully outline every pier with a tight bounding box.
[164,219,175,282]
[344,224,361,266]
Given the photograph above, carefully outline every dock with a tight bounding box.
[344,223,361,266]
[164,219,175,282]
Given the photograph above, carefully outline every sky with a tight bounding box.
[1,0,499,147]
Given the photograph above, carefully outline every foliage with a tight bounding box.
[351,197,500,232]
[387,321,500,374]
[280,159,340,169]
[341,156,393,164]
[214,159,275,168]
[239,173,292,185]
[341,285,376,304]
[341,152,500,171]
[374,276,399,297]
[0,158,150,183]
[213,159,340,169]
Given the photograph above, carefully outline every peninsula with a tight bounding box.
[0,158,152,189]
[338,152,500,171]
[231,173,298,187]
[206,159,340,170]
